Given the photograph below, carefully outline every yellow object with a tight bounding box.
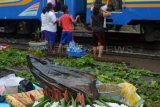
[6,89,44,107]
[120,82,139,107]
[6,96,25,107]
[0,0,32,7]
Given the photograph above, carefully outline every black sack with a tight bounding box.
[18,79,35,92]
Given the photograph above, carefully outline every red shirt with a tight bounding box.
[59,14,74,31]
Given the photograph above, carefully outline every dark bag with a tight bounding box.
[18,79,35,92]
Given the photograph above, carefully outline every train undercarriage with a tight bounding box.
[0,20,40,35]
[0,19,160,42]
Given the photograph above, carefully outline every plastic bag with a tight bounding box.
[18,79,35,92]
[0,85,5,95]
[0,74,24,94]
[0,85,5,102]
[119,82,139,107]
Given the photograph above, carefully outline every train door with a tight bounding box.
[65,0,86,19]
[106,0,123,30]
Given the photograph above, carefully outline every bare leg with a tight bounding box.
[58,44,63,53]
[48,44,52,53]
[98,46,104,58]
[93,46,97,57]
[52,45,56,54]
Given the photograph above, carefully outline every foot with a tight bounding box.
[98,54,102,58]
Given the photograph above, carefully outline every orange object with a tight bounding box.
[63,90,69,102]
[6,89,44,107]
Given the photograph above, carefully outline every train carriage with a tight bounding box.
[0,0,47,34]
[0,0,160,41]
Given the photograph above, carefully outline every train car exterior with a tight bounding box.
[0,0,48,34]
[0,0,160,41]
[86,0,160,24]
[86,0,160,41]
[0,0,45,20]
[0,0,86,34]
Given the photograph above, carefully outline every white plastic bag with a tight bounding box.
[0,74,24,94]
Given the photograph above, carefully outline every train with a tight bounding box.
[0,0,160,41]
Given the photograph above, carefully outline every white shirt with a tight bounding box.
[91,4,108,11]
[41,13,47,31]
[101,4,108,11]
[46,11,57,32]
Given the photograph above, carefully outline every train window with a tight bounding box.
[108,0,122,11]
[93,0,122,12]
[47,0,64,12]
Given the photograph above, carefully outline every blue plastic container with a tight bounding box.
[66,49,86,57]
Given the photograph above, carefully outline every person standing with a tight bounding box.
[45,3,57,53]
[90,4,111,58]
[57,5,79,53]
[41,7,48,41]
[91,0,109,29]
[55,0,63,11]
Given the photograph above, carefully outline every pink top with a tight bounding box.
[59,14,74,31]
[47,0,56,6]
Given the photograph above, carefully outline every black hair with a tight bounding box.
[61,5,68,13]
[93,4,101,15]
[46,3,53,12]
[42,7,46,14]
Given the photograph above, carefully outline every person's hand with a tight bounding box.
[103,11,111,17]
[108,12,112,16]
[76,15,80,19]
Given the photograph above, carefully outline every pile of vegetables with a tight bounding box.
[0,49,45,68]
[33,95,130,107]
[0,49,26,67]
[0,49,159,106]
[0,49,45,84]
[53,55,160,107]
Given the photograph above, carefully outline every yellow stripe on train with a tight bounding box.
[0,0,20,3]
[123,0,160,2]
[123,4,160,8]
[87,0,108,3]
[87,0,160,3]
[0,0,31,7]
[87,3,160,8]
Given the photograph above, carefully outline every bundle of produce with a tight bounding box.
[27,55,98,104]
[32,95,129,107]
[6,89,44,107]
